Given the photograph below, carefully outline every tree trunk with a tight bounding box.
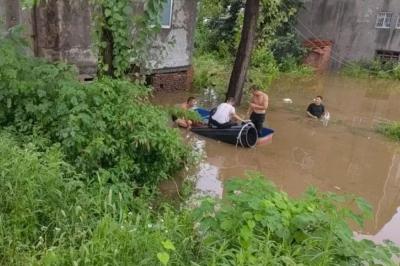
[99,7,115,77]
[100,26,115,77]
[226,0,260,105]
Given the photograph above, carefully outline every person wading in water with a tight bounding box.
[247,85,269,136]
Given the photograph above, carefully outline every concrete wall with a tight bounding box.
[149,0,198,71]
[1,0,197,83]
[297,0,400,69]
[35,0,96,75]
[0,0,6,34]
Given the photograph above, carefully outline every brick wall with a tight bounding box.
[303,39,333,73]
[151,66,194,91]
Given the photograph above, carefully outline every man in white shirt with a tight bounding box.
[209,97,244,128]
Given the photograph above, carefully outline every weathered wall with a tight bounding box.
[35,0,96,75]
[297,0,400,69]
[149,0,198,71]
[1,0,197,85]
[0,0,6,33]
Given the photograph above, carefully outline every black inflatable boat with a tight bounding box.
[191,108,274,148]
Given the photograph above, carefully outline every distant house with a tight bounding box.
[0,0,197,90]
[297,0,400,69]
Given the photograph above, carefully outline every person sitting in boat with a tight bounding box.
[209,97,245,129]
[247,85,269,137]
[306,96,326,119]
[172,97,197,128]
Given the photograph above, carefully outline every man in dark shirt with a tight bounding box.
[306,96,325,119]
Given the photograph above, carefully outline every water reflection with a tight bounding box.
[195,162,223,198]
[154,74,400,245]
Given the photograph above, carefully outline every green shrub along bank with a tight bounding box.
[1,139,398,265]
[193,52,313,94]
[0,31,188,185]
[377,121,400,141]
[342,60,400,80]
[193,0,313,93]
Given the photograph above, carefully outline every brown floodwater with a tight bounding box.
[154,74,400,245]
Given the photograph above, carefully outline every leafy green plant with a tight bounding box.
[377,121,400,141]
[0,133,198,265]
[343,60,400,80]
[0,31,188,185]
[194,174,400,265]
[166,107,203,123]
[1,140,398,265]
[193,54,231,91]
[248,47,279,90]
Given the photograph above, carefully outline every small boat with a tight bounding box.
[192,108,274,148]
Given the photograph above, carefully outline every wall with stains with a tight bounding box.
[297,0,400,69]
[149,0,198,71]
[1,0,197,77]
[34,0,97,75]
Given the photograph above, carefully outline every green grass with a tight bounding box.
[193,51,314,95]
[377,121,400,141]
[342,60,400,80]
[1,136,398,265]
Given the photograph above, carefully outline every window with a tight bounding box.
[375,12,393,29]
[161,0,173,29]
[376,50,400,62]
[396,15,400,29]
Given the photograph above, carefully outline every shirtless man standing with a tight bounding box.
[247,85,269,136]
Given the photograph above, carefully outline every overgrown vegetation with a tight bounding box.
[342,60,400,80]
[166,107,203,123]
[1,140,398,265]
[0,28,188,185]
[377,121,400,141]
[90,0,168,77]
[194,0,312,93]
[1,8,399,266]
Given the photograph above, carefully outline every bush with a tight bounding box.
[0,29,188,185]
[343,60,400,80]
[0,133,198,265]
[193,54,231,90]
[248,47,279,90]
[377,121,400,141]
[194,174,400,265]
[1,140,398,265]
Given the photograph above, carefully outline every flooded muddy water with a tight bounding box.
[154,74,400,245]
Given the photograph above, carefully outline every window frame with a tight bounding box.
[160,0,174,29]
[375,50,400,63]
[396,15,400,29]
[375,12,393,29]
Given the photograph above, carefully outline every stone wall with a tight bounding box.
[297,0,400,69]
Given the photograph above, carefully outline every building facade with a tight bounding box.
[297,0,400,69]
[0,0,197,90]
